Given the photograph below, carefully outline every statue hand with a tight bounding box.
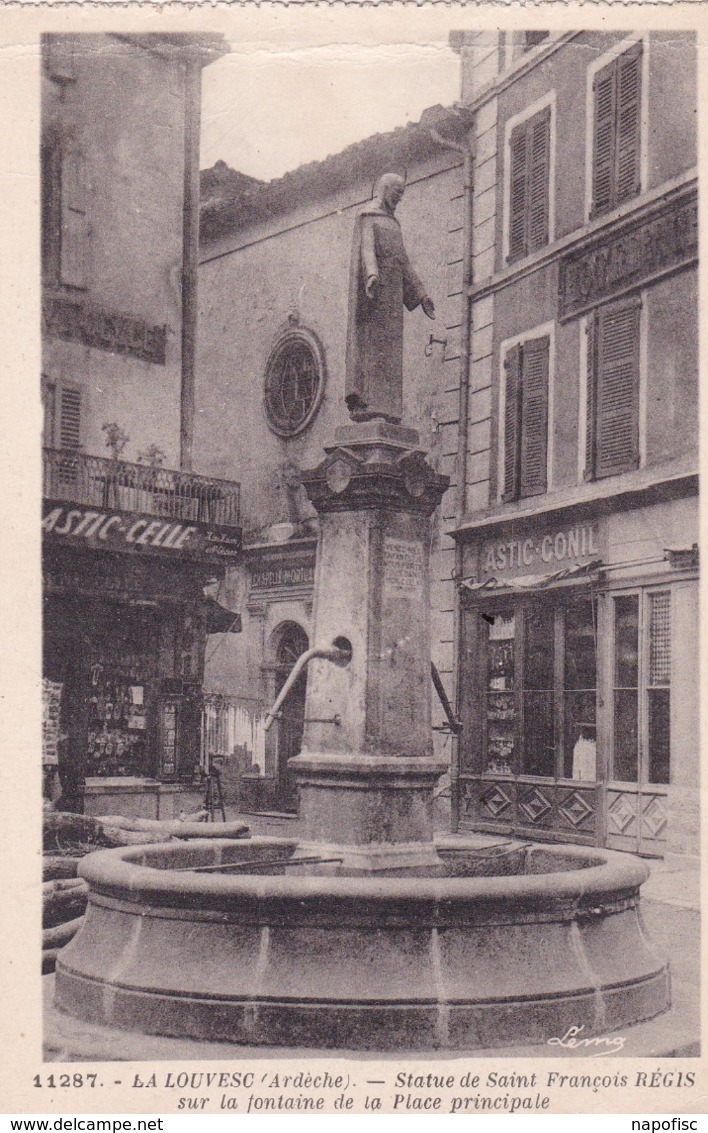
[422,296,435,320]
[365,274,380,300]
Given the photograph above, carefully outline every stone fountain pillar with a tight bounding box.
[290,419,449,873]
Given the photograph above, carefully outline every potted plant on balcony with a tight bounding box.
[101,423,131,509]
[137,444,167,515]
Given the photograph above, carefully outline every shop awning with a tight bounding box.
[204,597,242,634]
[459,559,603,594]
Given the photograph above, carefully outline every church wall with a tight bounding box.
[196,153,464,771]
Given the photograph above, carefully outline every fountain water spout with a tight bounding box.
[263,638,352,732]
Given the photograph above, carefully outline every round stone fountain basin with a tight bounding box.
[55,837,670,1051]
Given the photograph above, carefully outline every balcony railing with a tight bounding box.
[43,448,241,528]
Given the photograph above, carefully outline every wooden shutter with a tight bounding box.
[519,335,549,496]
[592,43,642,216]
[502,345,523,501]
[508,108,551,261]
[616,44,642,204]
[58,384,82,450]
[508,125,528,261]
[41,380,57,449]
[592,60,617,215]
[60,152,89,288]
[584,315,598,480]
[527,111,550,252]
[594,298,641,478]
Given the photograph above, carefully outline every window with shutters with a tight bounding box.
[585,296,641,480]
[502,334,550,502]
[507,105,551,262]
[41,145,90,289]
[58,384,83,449]
[611,589,671,786]
[591,42,643,217]
[43,380,83,493]
[42,379,82,451]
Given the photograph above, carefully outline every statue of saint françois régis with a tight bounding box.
[345,173,435,425]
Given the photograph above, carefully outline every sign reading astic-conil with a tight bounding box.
[479,523,602,580]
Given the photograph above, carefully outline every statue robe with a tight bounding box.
[345,206,427,424]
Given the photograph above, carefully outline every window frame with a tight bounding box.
[503,93,555,265]
[608,586,672,788]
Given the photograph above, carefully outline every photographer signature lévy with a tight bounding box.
[548,1025,626,1053]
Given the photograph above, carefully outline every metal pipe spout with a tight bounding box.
[263,637,352,731]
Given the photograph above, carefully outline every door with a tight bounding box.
[605,590,670,856]
[274,623,309,812]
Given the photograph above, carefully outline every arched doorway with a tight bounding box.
[273,622,309,812]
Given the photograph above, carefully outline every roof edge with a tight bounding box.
[200,103,473,245]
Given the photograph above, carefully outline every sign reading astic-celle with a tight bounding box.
[42,501,242,561]
[479,522,602,580]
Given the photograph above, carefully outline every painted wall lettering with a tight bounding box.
[42,502,241,561]
[251,564,315,590]
[480,523,601,578]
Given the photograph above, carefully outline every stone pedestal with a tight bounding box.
[291,421,449,872]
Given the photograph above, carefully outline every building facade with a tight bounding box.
[41,33,243,818]
[449,30,698,858]
[196,111,471,810]
[193,29,698,855]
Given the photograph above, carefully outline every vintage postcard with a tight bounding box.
[0,1,705,1118]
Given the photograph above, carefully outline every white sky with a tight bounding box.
[200,39,461,181]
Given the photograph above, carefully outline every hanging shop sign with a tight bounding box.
[42,501,242,562]
[559,185,697,320]
[472,521,604,584]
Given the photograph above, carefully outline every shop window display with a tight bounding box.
[86,667,149,778]
[480,599,597,780]
[84,607,160,779]
[485,613,515,774]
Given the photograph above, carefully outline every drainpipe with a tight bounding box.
[180,53,201,472]
[425,112,476,832]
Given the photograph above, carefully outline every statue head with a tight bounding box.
[373,172,406,215]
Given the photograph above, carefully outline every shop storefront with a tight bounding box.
[42,456,242,818]
[453,483,698,858]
